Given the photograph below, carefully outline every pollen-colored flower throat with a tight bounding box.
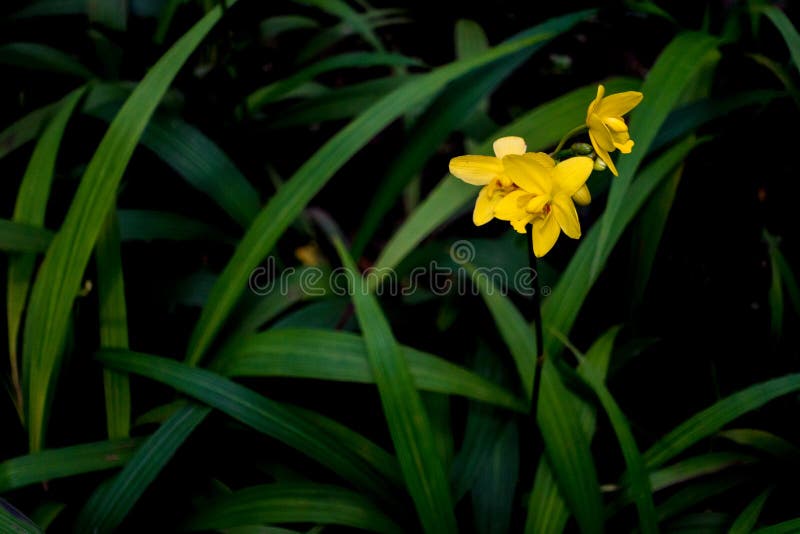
[449,85,643,257]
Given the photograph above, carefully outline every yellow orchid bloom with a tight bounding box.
[494,153,593,257]
[448,136,527,225]
[586,84,643,176]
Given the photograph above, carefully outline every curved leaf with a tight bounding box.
[216,328,525,412]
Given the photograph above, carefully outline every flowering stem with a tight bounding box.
[549,124,587,158]
[527,228,545,420]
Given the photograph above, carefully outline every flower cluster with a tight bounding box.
[448,85,643,257]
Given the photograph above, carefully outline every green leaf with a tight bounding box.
[0,103,58,161]
[761,6,800,73]
[0,500,42,534]
[656,473,745,523]
[0,42,94,79]
[729,487,773,534]
[470,271,603,534]
[628,164,683,310]
[455,19,490,61]
[525,327,621,533]
[764,231,786,340]
[293,0,385,53]
[87,108,261,228]
[117,209,234,243]
[754,518,800,534]
[471,421,518,534]
[0,438,140,492]
[96,211,131,439]
[184,483,402,533]
[11,0,86,19]
[186,25,580,367]
[450,348,509,502]
[95,350,402,502]
[28,501,65,531]
[76,405,209,533]
[7,86,85,418]
[644,374,800,469]
[332,238,456,533]
[0,220,53,253]
[247,52,422,112]
[718,428,800,461]
[270,76,415,128]
[573,350,657,533]
[351,11,592,257]
[592,32,719,278]
[648,452,757,493]
[260,15,320,40]
[215,328,525,412]
[21,1,236,452]
[371,77,640,275]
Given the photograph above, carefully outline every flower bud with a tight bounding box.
[571,142,593,155]
[572,185,591,206]
[593,158,607,172]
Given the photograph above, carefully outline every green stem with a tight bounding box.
[527,229,545,417]
[549,124,587,157]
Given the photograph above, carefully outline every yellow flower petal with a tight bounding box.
[597,91,643,117]
[551,194,581,239]
[587,84,605,117]
[553,156,593,197]
[494,189,531,221]
[449,155,502,185]
[603,117,628,133]
[472,186,495,225]
[572,184,591,206]
[511,215,533,234]
[523,151,556,168]
[532,214,560,257]
[493,136,527,159]
[589,130,618,176]
[587,114,615,152]
[503,155,551,195]
[614,138,634,153]
[525,195,549,214]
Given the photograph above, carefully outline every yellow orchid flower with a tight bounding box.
[448,136,527,225]
[586,84,643,176]
[494,153,593,257]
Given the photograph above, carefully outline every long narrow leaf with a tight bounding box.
[247,52,422,111]
[333,238,456,533]
[95,350,402,502]
[0,438,140,492]
[0,42,93,78]
[216,328,525,412]
[21,1,237,452]
[0,221,53,253]
[644,374,800,469]
[7,86,85,418]
[471,270,603,533]
[761,6,800,73]
[729,487,773,534]
[75,405,209,533]
[0,500,41,534]
[95,212,130,439]
[184,483,402,533]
